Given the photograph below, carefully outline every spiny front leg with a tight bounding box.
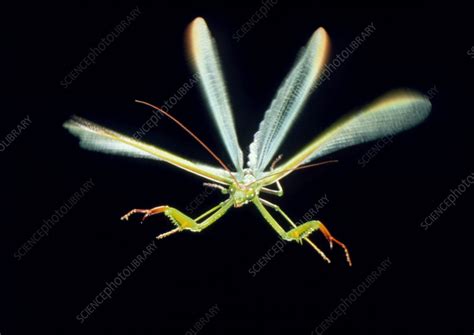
[121,199,233,239]
[260,198,351,265]
[254,197,352,266]
[253,197,329,263]
[285,220,321,241]
[317,222,352,266]
[285,220,352,266]
[121,206,168,223]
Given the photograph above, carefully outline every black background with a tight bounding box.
[7,1,473,334]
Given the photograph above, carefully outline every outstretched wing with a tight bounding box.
[259,90,431,185]
[187,17,244,173]
[64,116,233,185]
[247,27,330,175]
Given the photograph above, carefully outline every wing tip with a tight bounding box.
[186,16,210,66]
[63,115,80,131]
[187,17,209,40]
[309,27,331,78]
[63,116,115,139]
[382,88,432,108]
[192,16,206,26]
[366,89,432,126]
[313,26,328,38]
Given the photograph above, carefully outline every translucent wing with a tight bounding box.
[187,17,244,173]
[260,90,431,185]
[247,27,330,175]
[63,116,233,185]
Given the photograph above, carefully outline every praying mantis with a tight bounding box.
[64,17,431,266]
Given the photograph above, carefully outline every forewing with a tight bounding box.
[247,27,330,175]
[260,90,431,184]
[187,17,244,172]
[63,116,233,184]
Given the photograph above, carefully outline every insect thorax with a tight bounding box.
[229,169,259,207]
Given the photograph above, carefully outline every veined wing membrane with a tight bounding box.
[187,17,244,172]
[260,90,431,185]
[63,116,233,185]
[247,27,330,175]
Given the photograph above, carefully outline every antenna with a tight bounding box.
[134,100,240,186]
[253,159,339,185]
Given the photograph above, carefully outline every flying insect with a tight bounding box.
[64,17,431,265]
